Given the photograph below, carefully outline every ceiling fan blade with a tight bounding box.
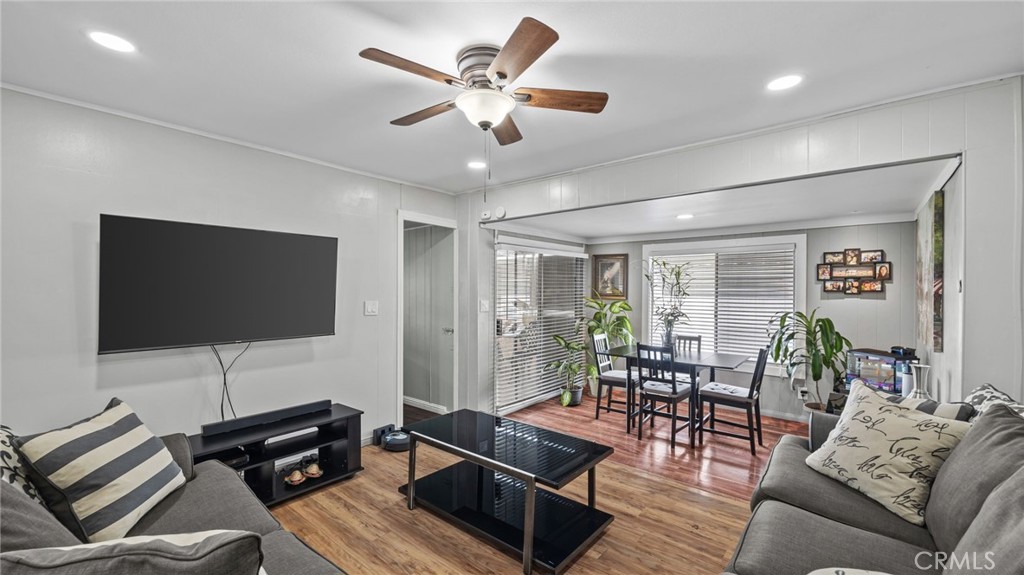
[391,100,457,126]
[360,48,465,88]
[492,115,523,146]
[514,88,608,113]
[486,17,558,85]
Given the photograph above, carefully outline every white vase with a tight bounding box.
[907,364,932,400]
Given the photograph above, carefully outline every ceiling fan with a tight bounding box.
[359,17,608,146]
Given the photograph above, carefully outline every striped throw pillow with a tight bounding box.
[0,530,263,575]
[12,399,185,542]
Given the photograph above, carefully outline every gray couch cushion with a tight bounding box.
[0,529,262,575]
[259,530,343,575]
[752,435,935,549]
[159,434,194,481]
[927,404,1024,551]
[944,466,1024,575]
[726,500,941,575]
[127,461,279,537]
[0,482,80,552]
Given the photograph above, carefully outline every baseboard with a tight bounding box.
[756,408,808,423]
[403,396,448,415]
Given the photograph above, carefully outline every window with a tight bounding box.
[494,243,586,415]
[645,237,803,359]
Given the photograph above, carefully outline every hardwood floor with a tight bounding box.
[403,403,439,425]
[274,392,807,574]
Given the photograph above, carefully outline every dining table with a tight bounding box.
[604,344,749,447]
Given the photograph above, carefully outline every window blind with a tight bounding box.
[648,247,795,358]
[494,249,586,415]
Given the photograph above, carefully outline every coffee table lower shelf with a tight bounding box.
[399,461,613,574]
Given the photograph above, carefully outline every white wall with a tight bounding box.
[460,77,1024,410]
[0,89,456,437]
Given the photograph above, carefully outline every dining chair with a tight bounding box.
[697,347,769,455]
[592,333,637,427]
[674,334,702,355]
[635,343,692,449]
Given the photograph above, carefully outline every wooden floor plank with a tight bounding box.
[274,393,807,574]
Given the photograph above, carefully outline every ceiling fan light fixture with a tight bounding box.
[455,89,515,130]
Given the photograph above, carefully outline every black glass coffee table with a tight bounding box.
[400,409,614,574]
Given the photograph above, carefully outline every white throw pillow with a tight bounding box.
[806,382,971,525]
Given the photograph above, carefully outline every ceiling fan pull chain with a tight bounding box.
[484,130,491,202]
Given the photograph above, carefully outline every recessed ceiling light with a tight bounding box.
[467,161,487,170]
[88,31,136,53]
[676,214,695,220]
[767,75,802,91]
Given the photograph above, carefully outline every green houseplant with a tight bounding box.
[643,258,691,345]
[546,322,599,407]
[583,294,635,345]
[583,294,635,396]
[767,309,852,411]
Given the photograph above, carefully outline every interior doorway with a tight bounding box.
[398,211,457,424]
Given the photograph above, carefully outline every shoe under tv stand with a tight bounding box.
[187,402,363,506]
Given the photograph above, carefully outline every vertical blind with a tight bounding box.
[648,247,796,357]
[494,248,586,415]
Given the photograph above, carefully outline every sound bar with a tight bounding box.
[201,399,332,437]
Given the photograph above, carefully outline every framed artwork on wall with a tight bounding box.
[592,254,628,300]
[824,252,845,264]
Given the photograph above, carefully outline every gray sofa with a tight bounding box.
[1,433,342,575]
[724,405,1024,575]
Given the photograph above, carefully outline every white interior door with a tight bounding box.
[402,222,455,413]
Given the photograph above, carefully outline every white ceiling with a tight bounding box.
[2,2,1021,194]
[483,158,959,243]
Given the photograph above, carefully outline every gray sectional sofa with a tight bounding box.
[1,433,342,575]
[725,405,1024,575]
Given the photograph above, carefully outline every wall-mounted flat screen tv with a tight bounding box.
[99,215,338,354]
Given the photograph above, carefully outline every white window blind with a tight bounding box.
[648,247,796,357]
[494,248,586,415]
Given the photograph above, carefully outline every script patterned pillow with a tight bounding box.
[12,399,185,542]
[847,379,975,421]
[0,425,45,506]
[963,384,1024,421]
[806,382,971,525]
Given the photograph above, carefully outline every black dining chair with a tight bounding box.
[592,333,637,427]
[674,334,702,355]
[635,343,693,449]
[697,347,770,455]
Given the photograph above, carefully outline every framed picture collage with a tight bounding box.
[816,248,892,295]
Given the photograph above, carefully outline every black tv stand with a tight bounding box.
[187,403,363,506]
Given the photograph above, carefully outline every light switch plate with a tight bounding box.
[364,300,379,316]
[479,299,490,313]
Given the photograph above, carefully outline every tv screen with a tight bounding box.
[99,215,338,354]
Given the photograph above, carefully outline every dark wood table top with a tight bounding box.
[605,344,749,370]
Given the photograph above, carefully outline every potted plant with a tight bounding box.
[643,258,691,345]
[583,293,635,395]
[767,309,852,412]
[546,325,598,407]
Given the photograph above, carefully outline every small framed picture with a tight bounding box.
[824,280,845,293]
[860,250,885,263]
[860,279,885,293]
[844,279,861,295]
[592,254,628,300]
[874,262,892,281]
[824,252,845,264]
[830,265,875,279]
[816,264,832,280]
[844,249,861,266]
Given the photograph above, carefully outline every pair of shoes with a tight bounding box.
[282,456,324,486]
[301,455,323,479]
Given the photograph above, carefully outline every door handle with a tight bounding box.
[441,327,455,335]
